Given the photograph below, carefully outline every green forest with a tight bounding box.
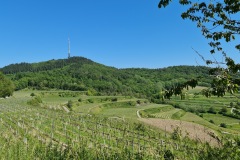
[0,56,211,98]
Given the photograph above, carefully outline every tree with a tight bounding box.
[158,0,240,97]
[0,72,15,98]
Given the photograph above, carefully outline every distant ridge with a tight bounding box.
[0,57,95,74]
[0,56,211,98]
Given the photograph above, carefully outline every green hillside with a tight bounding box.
[0,56,211,98]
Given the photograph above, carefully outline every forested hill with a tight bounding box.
[0,57,96,74]
[0,57,211,97]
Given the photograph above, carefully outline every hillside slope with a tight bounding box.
[0,56,211,97]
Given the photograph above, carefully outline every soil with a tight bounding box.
[139,118,220,146]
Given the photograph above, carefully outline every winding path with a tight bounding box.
[137,109,143,118]
[231,107,236,114]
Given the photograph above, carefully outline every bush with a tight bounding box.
[219,107,227,114]
[136,100,141,104]
[128,101,136,106]
[30,93,36,97]
[164,150,174,160]
[27,96,42,106]
[171,103,180,108]
[111,98,118,102]
[197,108,207,113]
[188,107,196,113]
[209,120,214,124]
[88,99,94,103]
[78,98,82,102]
[208,107,217,114]
[220,123,227,128]
[144,100,149,104]
[67,100,73,109]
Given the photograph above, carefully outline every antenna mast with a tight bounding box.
[68,37,71,58]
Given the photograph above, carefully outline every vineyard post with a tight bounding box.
[64,123,68,144]
[131,139,134,156]
[175,143,179,150]
[51,119,54,143]
[108,133,111,146]
[165,126,167,138]
[116,138,118,147]
[143,139,146,153]
[78,125,80,143]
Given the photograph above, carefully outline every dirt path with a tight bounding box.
[137,109,143,118]
[231,107,236,114]
[139,118,220,146]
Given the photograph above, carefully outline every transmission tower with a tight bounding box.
[68,37,71,58]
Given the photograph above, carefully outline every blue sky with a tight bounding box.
[0,0,237,68]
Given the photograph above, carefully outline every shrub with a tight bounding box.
[128,101,136,106]
[88,99,94,103]
[27,96,42,106]
[67,100,73,109]
[78,98,82,102]
[209,120,214,124]
[219,107,228,114]
[220,123,227,128]
[208,107,217,114]
[188,107,196,113]
[197,108,207,113]
[111,98,118,102]
[164,150,174,160]
[172,103,180,108]
[30,93,36,97]
[136,100,141,104]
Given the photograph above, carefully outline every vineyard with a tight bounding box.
[0,92,239,159]
[151,109,182,119]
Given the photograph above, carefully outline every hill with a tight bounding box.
[0,56,211,98]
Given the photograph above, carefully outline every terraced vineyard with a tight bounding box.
[152,109,181,119]
[0,91,240,159]
[0,100,209,159]
[167,92,240,134]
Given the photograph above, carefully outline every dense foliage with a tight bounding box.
[158,0,240,98]
[0,72,14,98]
[0,57,211,98]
